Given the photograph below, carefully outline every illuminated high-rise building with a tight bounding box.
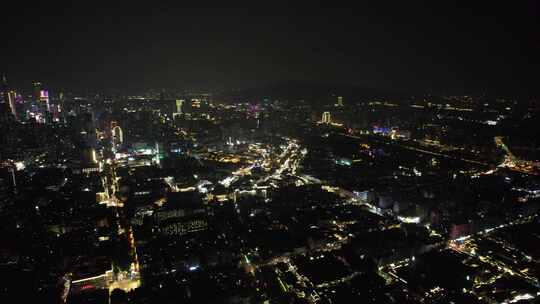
[40,89,51,111]
[0,76,18,120]
[6,90,17,119]
[184,93,211,115]
[336,96,343,107]
[322,111,331,124]
[174,99,184,117]
[112,125,124,145]
[191,98,201,109]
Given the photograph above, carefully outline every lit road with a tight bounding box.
[96,131,142,294]
[108,166,141,293]
[495,136,540,175]
[447,214,540,288]
[343,133,490,166]
[219,138,304,190]
[379,214,540,291]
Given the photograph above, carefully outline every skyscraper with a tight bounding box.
[322,111,331,124]
[40,89,51,112]
[1,75,17,120]
[112,125,124,151]
[174,99,184,117]
[6,90,17,119]
[336,96,344,107]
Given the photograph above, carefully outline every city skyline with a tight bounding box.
[1,3,540,304]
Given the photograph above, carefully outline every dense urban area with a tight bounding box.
[1,76,539,304]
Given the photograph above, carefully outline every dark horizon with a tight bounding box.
[2,2,540,96]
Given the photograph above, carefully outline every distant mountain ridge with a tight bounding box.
[217,81,409,103]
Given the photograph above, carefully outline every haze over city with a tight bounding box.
[1,2,540,304]
[2,2,539,94]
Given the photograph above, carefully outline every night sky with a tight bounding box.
[2,2,539,95]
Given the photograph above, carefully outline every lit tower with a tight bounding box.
[1,75,17,119]
[40,89,51,112]
[174,99,184,117]
[6,90,17,119]
[336,96,344,107]
[322,111,331,124]
[112,125,124,151]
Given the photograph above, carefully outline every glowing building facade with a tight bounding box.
[322,111,331,124]
[336,96,343,107]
